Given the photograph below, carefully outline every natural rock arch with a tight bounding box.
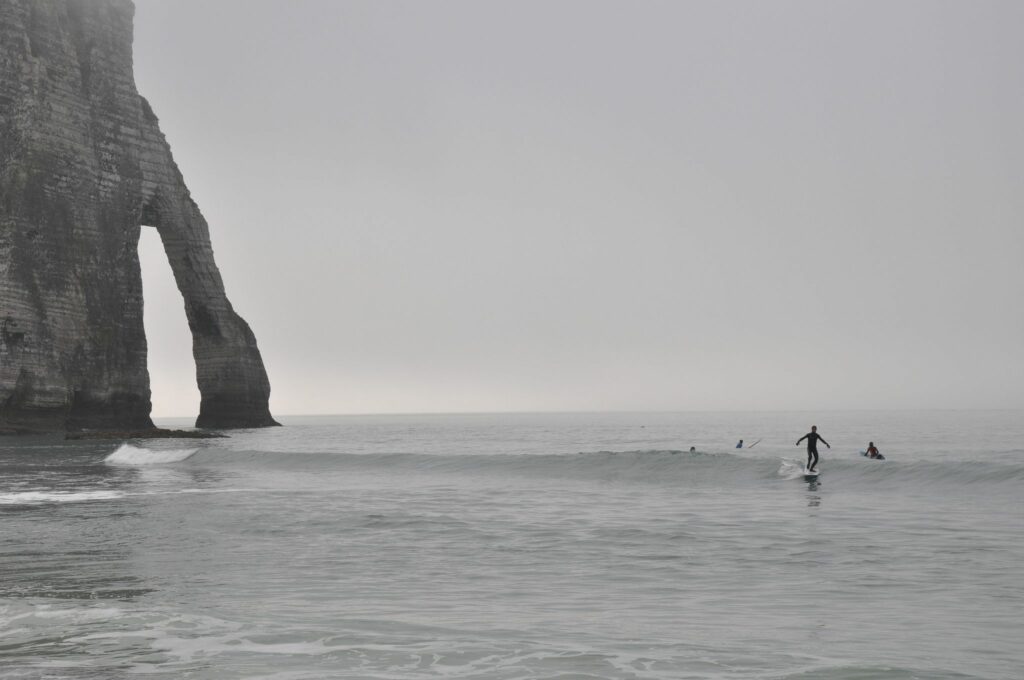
[0,0,277,430]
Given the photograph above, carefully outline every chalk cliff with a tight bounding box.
[0,0,277,430]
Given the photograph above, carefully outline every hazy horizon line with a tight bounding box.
[150,406,1024,420]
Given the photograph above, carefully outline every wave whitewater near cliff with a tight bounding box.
[0,411,1022,679]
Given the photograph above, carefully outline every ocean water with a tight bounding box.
[1,411,1021,680]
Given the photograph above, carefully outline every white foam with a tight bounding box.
[0,490,124,505]
[777,459,805,480]
[104,443,197,466]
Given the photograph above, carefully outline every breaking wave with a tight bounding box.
[104,443,198,466]
[187,447,1024,489]
[0,490,124,505]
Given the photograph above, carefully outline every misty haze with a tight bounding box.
[1,2,1021,679]
[133,0,1023,417]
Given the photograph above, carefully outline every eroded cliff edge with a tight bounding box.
[0,0,278,430]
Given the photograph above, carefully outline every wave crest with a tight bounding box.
[191,447,1024,490]
[0,490,124,505]
[104,443,197,466]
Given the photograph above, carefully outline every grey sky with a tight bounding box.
[132,0,1024,416]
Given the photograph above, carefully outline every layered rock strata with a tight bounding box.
[0,0,277,430]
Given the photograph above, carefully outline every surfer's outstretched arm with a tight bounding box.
[796,435,807,446]
[821,438,830,448]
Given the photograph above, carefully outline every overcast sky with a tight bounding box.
[131,0,1023,417]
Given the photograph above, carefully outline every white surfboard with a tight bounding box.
[802,467,820,478]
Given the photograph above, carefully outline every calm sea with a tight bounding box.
[1,411,1021,679]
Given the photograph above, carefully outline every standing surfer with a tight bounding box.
[796,425,829,473]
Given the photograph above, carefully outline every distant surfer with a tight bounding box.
[796,426,829,473]
[736,439,743,449]
[865,442,883,459]
[689,446,696,453]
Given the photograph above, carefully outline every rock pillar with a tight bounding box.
[0,0,277,430]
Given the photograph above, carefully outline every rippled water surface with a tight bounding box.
[1,411,1021,679]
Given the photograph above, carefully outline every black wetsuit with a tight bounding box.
[797,432,828,472]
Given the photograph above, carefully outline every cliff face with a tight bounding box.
[0,0,278,430]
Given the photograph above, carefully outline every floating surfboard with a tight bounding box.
[859,451,885,460]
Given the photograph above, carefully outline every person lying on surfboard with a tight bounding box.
[796,425,829,473]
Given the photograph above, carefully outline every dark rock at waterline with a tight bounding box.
[65,429,227,441]
[0,427,41,436]
[0,1,278,431]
